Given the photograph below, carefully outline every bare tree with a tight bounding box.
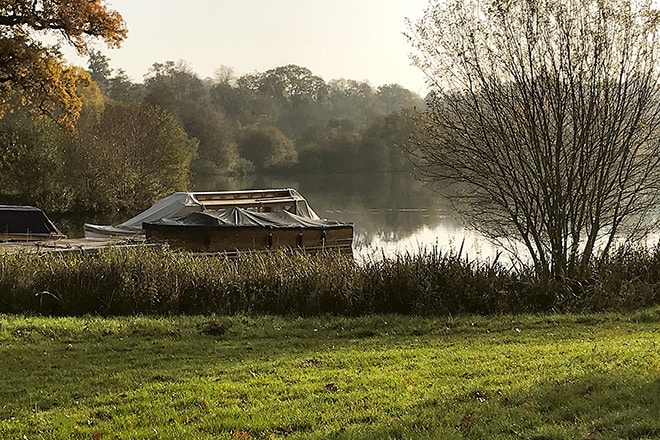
[405,0,660,278]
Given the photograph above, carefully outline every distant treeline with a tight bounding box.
[0,54,424,215]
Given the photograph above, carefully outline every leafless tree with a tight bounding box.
[405,0,660,278]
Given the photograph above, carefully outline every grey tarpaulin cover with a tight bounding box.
[145,207,350,229]
[84,192,202,237]
[117,192,202,229]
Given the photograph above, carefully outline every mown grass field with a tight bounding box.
[0,308,658,439]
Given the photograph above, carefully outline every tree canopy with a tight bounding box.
[1,48,423,217]
[0,0,126,126]
[406,0,660,278]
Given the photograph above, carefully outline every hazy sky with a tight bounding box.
[61,0,431,94]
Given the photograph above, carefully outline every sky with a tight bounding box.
[61,0,431,95]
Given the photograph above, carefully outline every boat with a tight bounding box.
[142,207,354,254]
[0,205,150,254]
[86,188,354,254]
[0,205,64,241]
[84,188,321,238]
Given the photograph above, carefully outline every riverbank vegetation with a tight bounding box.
[0,245,656,316]
[1,309,658,439]
[1,3,424,219]
[0,56,422,218]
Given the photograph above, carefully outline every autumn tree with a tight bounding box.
[90,101,195,206]
[0,75,105,213]
[0,0,126,126]
[406,0,660,278]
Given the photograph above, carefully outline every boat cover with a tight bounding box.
[0,205,62,236]
[119,192,202,229]
[84,192,202,237]
[85,189,325,238]
[145,207,350,229]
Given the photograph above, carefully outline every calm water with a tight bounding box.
[55,171,654,261]
[194,172,499,260]
[52,172,497,259]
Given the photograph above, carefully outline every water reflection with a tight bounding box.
[194,171,498,260]
[54,171,656,262]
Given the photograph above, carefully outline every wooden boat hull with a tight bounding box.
[143,223,354,254]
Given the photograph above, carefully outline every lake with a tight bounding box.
[194,171,499,261]
[51,171,655,264]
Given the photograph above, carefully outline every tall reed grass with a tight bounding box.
[0,244,657,316]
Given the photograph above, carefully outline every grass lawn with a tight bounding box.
[0,308,658,439]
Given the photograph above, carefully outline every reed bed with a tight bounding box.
[0,244,657,316]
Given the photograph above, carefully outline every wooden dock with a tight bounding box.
[0,237,150,254]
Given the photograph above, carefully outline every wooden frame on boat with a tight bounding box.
[143,222,354,255]
[192,189,314,215]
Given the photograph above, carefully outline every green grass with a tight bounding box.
[1,308,658,439]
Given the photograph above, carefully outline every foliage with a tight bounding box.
[0,310,658,439]
[0,1,424,216]
[0,246,656,316]
[297,118,363,172]
[0,56,423,215]
[405,0,660,279]
[0,113,74,211]
[327,78,378,123]
[0,97,194,214]
[359,111,417,172]
[1,17,423,215]
[143,61,243,175]
[375,83,422,114]
[68,102,191,213]
[86,49,112,85]
[87,51,144,102]
[0,0,126,126]
[93,101,195,201]
[237,125,298,170]
[206,63,424,172]
[258,64,329,136]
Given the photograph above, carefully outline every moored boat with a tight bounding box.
[84,188,320,238]
[85,188,354,254]
[142,207,353,254]
[0,205,64,241]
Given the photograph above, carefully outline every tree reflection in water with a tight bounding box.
[53,171,500,261]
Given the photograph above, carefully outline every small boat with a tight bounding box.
[86,188,354,254]
[142,207,354,254]
[0,206,147,255]
[0,205,64,241]
[84,188,320,238]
